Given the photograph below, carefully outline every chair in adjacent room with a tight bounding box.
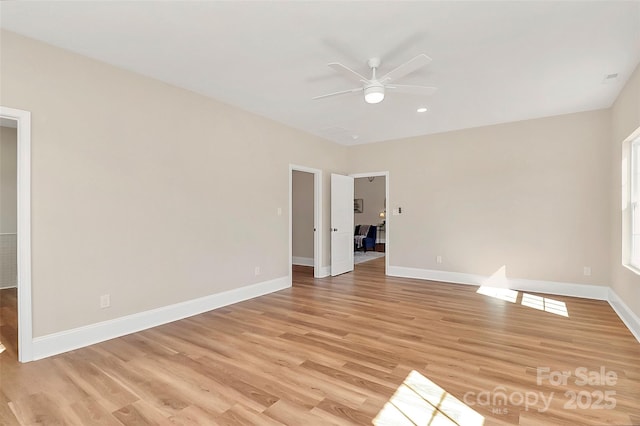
[354,224,377,252]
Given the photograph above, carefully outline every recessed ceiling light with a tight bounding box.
[417,107,428,113]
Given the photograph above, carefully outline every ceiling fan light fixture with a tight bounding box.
[364,84,385,104]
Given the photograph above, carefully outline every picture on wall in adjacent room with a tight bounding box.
[354,198,363,213]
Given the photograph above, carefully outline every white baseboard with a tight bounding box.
[291,257,329,277]
[608,288,640,342]
[387,266,609,300]
[387,265,640,343]
[31,276,290,361]
[292,256,314,267]
[0,285,17,289]
[388,266,481,287]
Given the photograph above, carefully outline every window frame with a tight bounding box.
[630,138,640,270]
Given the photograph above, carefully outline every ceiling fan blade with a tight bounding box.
[328,63,368,83]
[385,84,438,96]
[380,54,432,83]
[312,87,362,100]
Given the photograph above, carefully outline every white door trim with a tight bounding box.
[1,106,33,362]
[289,165,324,280]
[350,171,389,276]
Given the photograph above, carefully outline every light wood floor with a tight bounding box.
[1,258,639,425]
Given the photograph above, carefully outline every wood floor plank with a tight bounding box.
[50,356,140,413]
[68,397,123,426]
[263,398,338,425]
[0,390,19,426]
[214,404,285,426]
[312,397,375,425]
[167,405,224,426]
[111,400,170,426]
[1,259,639,425]
[8,392,68,425]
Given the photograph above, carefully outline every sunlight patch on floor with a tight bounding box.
[477,266,569,317]
[481,265,508,288]
[521,293,568,317]
[0,341,5,354]
[477,288,569,317]
[476,286,518,303]
[478,266,517,302]
[373,370,484,426]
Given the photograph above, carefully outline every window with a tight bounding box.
[630,138,640,268]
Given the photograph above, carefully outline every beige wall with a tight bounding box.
[349,110,612,286]
[354,176,385,227]
[292,170,314,260]
[0,31,347,336]
[2,28,637,339]
[0,126,17,233]
[611,63,640,318]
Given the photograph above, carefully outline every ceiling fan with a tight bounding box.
[313,54,437,104]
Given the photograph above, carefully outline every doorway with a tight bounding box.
[289,165,323,281]
[0,107,32,362]
[350,172,389,275]
[0,123,18,359]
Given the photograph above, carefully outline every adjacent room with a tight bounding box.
[353,175,386,265]
[1,1,639,425]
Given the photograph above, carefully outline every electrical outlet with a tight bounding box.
[254,266,261,276]
[100,294,110,309]
[583,266,591,276]
[436,255,443,264]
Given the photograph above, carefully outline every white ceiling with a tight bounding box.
[1,1,639,145]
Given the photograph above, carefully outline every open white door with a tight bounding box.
[331,174,354,276]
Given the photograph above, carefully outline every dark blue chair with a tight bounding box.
[354,225,377,252]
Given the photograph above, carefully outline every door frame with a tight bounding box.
[350,171,389,276]
[289,165,324,280]
[1,106,33,362]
